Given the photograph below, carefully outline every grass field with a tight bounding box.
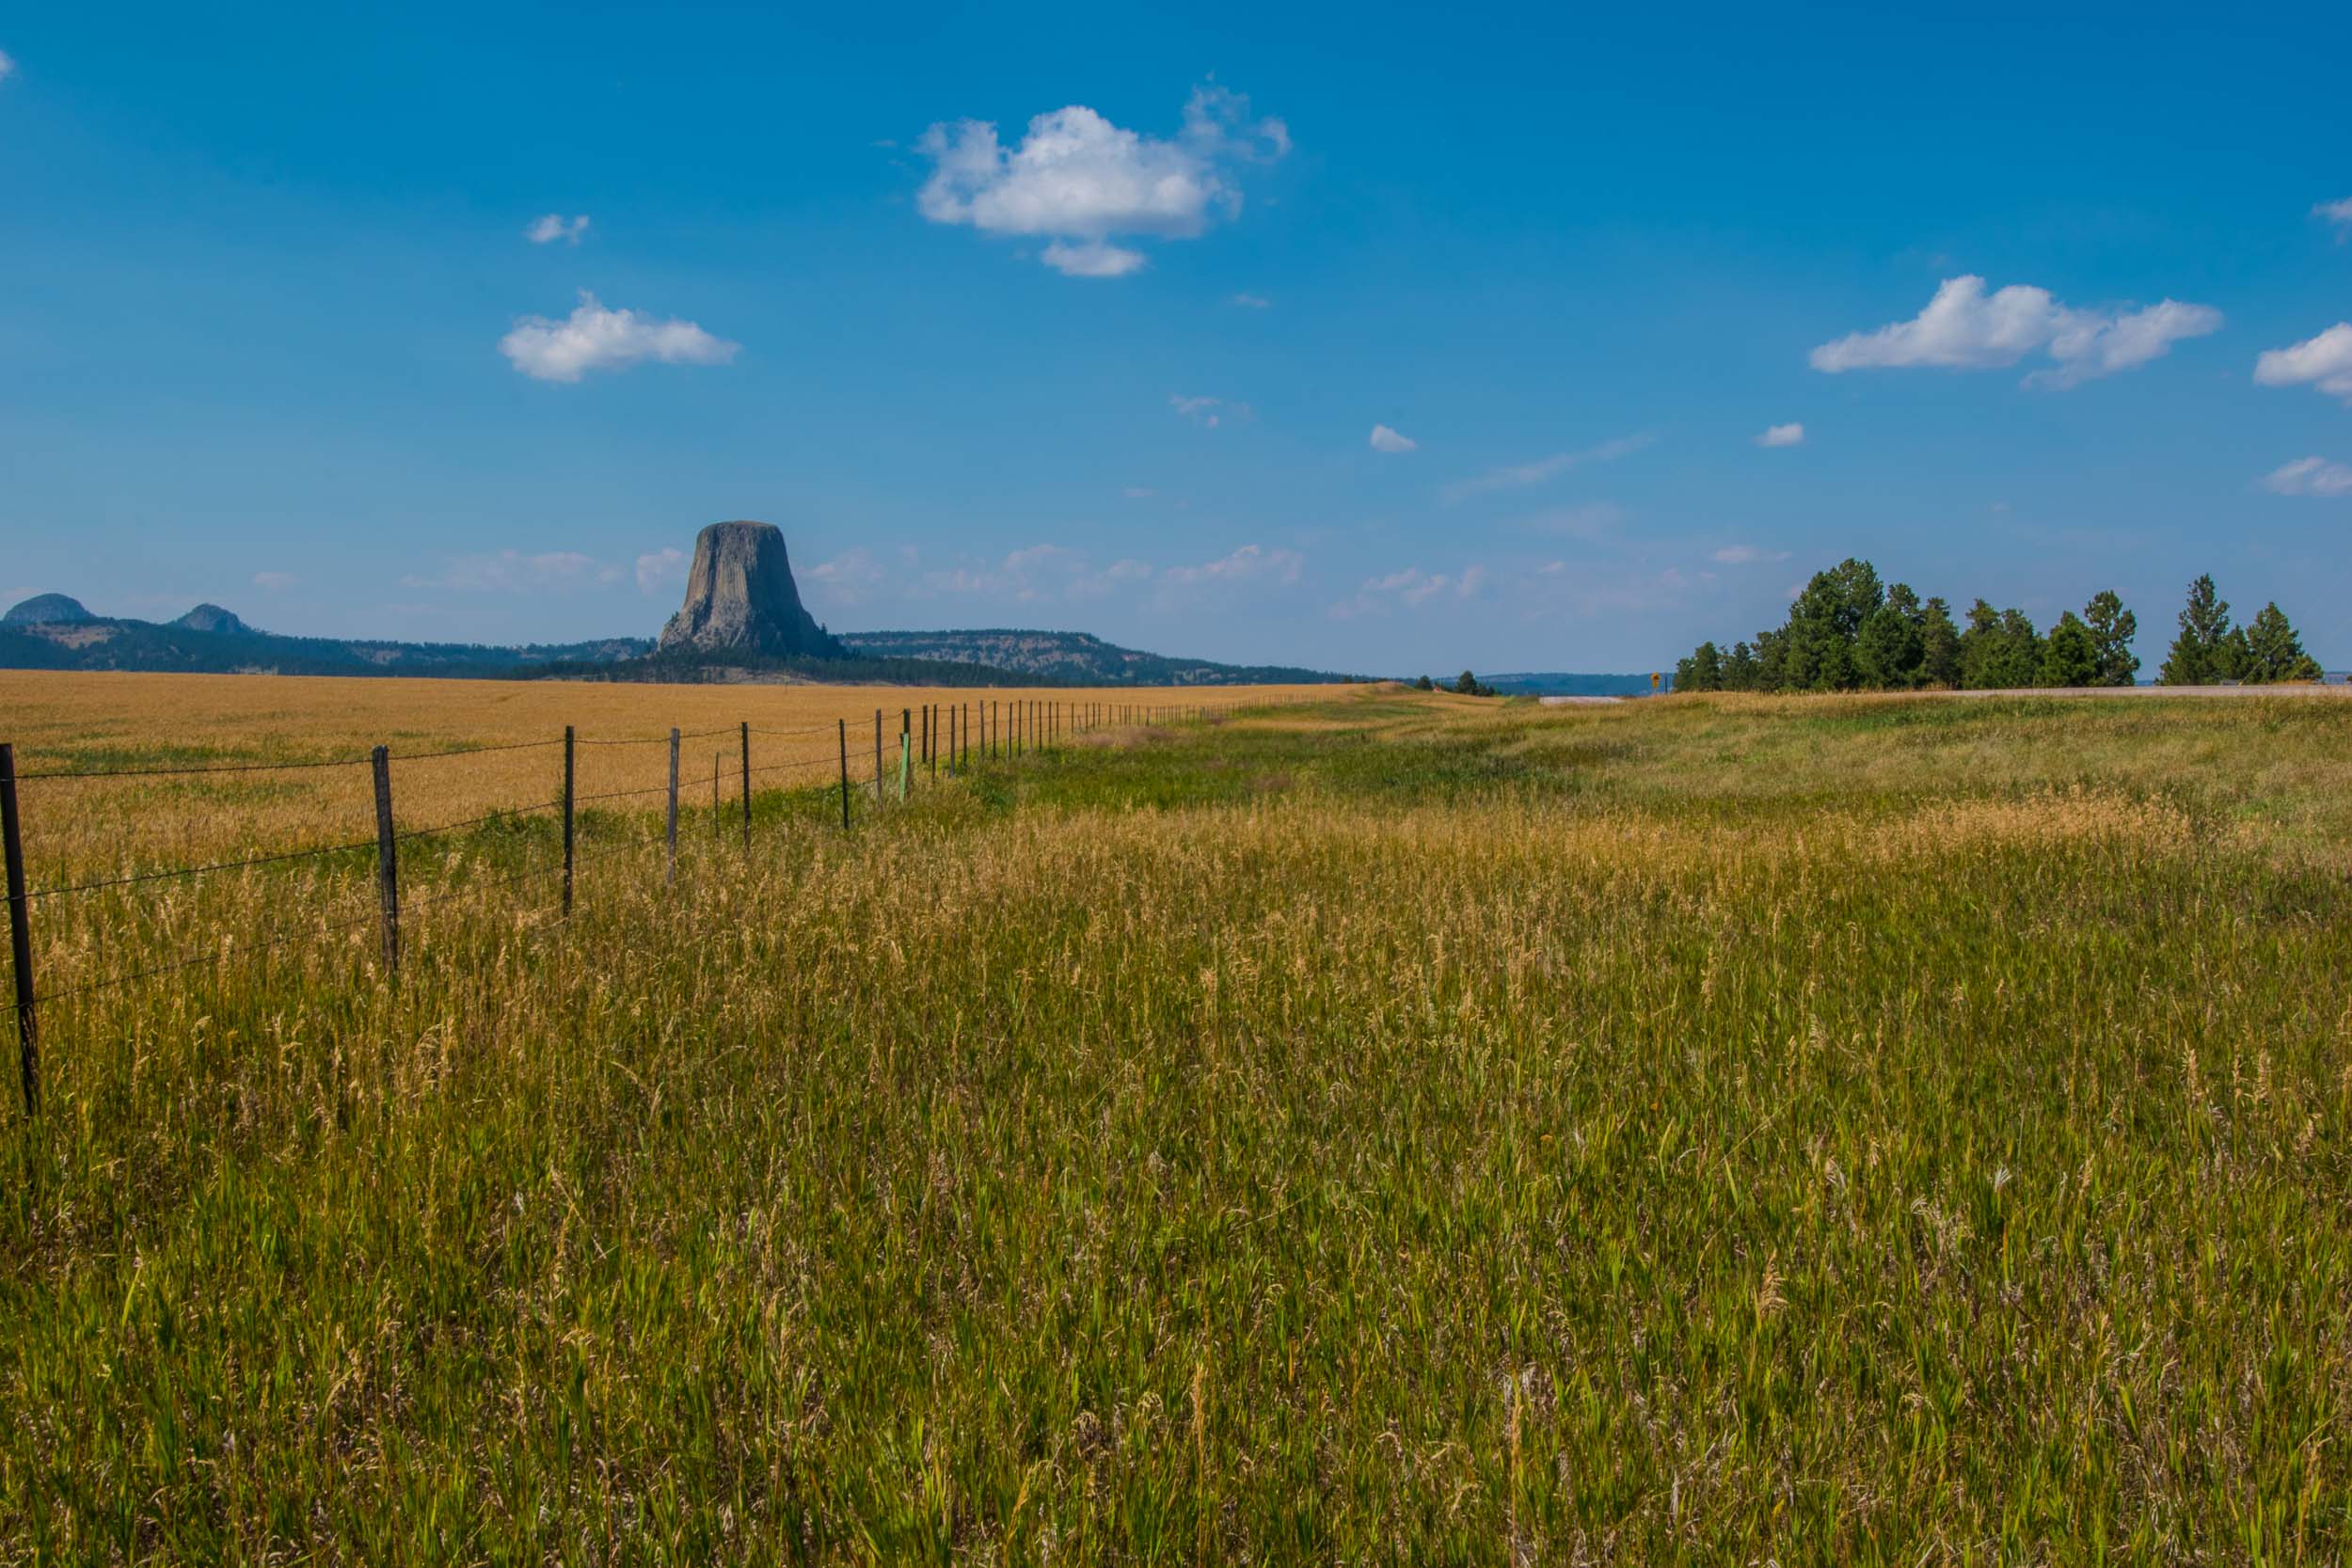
[4,677,2351,1561]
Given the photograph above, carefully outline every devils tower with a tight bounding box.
[657,521,839,658]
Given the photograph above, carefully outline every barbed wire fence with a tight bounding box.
[0,693,1304,1115]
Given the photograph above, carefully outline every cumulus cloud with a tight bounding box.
[1170,393,1248,427]
[1232,293,1272,309]
[914,84,1288,277]
[2254,323,2352,403]
[1158,544,1302,596]
[400,550,622,593]
[2315,198,2352,241]
[635,546,686,594]
[499,293,739,383]
[525,214,590,245]
[0,49,15,81]
[2263,456,2352,498]
[1440,433,1653,504]
[1810,276,2220,388]
[1329,563,1487,619]
[1711,545,1790,565]
[1369,424,1417,453]
[1756,422,1804,448]
[251,571,298,591]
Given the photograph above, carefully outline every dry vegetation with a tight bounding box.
[3,677,2350,1562]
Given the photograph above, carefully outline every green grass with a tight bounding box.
[4,692,2350,1561]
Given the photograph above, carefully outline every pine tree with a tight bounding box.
[2038,611,2099,687]
[1916,597,1962,689]
[2160,575,2233,685]
[2239,602,2323,683]
[2083,590,2138,686]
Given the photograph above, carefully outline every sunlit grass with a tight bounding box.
[3,684,2349,1561]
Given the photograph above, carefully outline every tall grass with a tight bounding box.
[3,688,2349,1560]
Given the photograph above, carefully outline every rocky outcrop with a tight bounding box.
[657,521,837,658]
[172,604,254,636]
[2,594,95,626]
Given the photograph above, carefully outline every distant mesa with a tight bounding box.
[2,594,96,627]
[171,604,255,636]
[657,520,839,659]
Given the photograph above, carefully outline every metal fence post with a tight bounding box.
[739,721,751,852]
[838,719,850,830]
[371,745,399,975]
[873,710,883,804]
[2,744,39,1117]
[562,725,576,917]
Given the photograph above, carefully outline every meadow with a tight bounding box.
[3,674,2350,1562]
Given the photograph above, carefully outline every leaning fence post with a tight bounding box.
[562,725,576,917]
[739,721,751,852]
[370,745,400,975]
[2,743,39,1117]
[838,719,851,830]
[666,727,680,889]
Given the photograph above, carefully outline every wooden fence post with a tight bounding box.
[562,725,576,917]
[838,719,850,830]
[2,744,39,1117]
[666,727,680,889]
[370,745,399,975]
[739,722,751,853]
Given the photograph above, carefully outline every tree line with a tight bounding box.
[1672,563,2322,692]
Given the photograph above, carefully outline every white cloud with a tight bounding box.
[1158,544,1302,596]
[1329,563,1487,618]
[1041,239,1147,277]
[1370,423,1417,453]
[1756,422,1804,448]
[525,214,590,245]
[914,85,1288,277]
[1171,393,1248,427]
[635,546,687,594]
[1711,545,1790,565]
[1440,433,1653,504]
[1232,293,1272,309]
[401,550,622,593]
[2262,456,2352,498]
[2315,198,2352,241]
[805,548,889,607]
[2254,323,2352,403]
[0,49,15,81]
[1122,485,1154,499]
[499,292,739,383]
[1809,276,2220,388]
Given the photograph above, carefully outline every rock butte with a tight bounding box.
[656,521,837,659]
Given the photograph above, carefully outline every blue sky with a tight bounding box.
[3,3,2349,673]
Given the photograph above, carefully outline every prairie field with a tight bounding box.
[3,674,2351,1562]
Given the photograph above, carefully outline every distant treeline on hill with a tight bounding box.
[516,647,1057,688]
[1674,562,2323,692]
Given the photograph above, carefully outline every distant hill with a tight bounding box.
[0,598,651,677]
[1478,671,1662,696]
[839,628,1356,687]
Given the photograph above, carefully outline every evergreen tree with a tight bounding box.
[1781,558,1883,690]
[1691,641,1724,690]
[2083,590,2138,686]
[1959,600,2043,689]
[1855,594,1925,689]
[1724,641,1760,690]
[2239,602,2323,683]
[1917,596,1962,688]
[2038,611,2099,687]
[2160,575,2233,685]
